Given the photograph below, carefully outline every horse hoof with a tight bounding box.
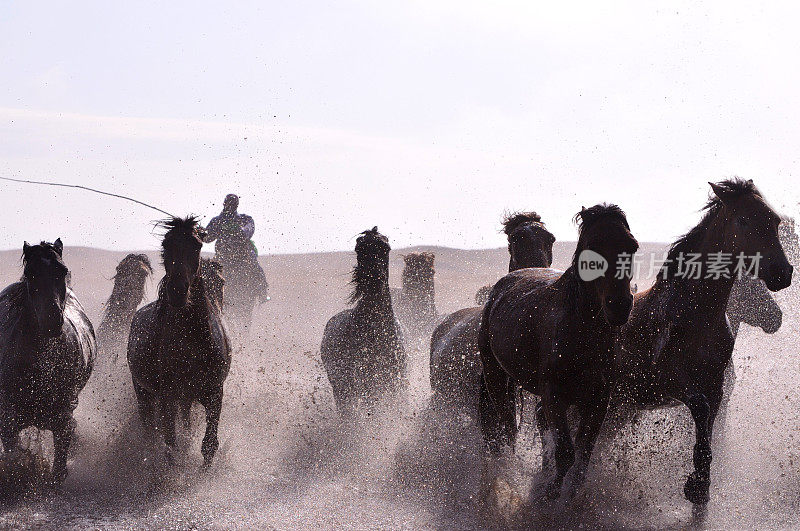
[683,473,710,505]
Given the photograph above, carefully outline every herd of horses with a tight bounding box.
[0,178,797,512]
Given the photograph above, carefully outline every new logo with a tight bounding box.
[578,250,608,281]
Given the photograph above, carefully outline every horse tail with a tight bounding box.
[477,308,518,456]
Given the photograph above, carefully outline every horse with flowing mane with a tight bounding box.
[97,253,153,359]
[611,178,792,504]
[429,212,555,417]
[0,239,96,483]
[479,204,638,501]
[127,217,231,467]
[320,227,406,418]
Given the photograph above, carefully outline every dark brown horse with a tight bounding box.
[0,239,95,483]
[127,217,231,467]
[391,252,438,340]
[320,227,406,418]
[97,253,153,359]
[479,205,638,501]
[429,212,555,417]
[611,179,792,504]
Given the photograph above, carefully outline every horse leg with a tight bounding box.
[684,393,713,504]
[714,359,736,445]
[51,414,74,484]
[562,390,610,499]
[180,400,192,431]
[535,400,554,475]
[477,350,518,507]
[478,359,517,455]
[132,380,155,431]
[0,418,20,454]
[542,388,574,500]
[159,398,178,465]
[199,389,223,468]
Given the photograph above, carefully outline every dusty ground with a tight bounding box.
[1,242,799,529]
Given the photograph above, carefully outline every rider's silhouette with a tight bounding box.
[205,194,269,303]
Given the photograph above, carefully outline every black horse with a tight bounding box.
[611,179,792,504]
[320,227,406,418]
[429,212,555,418]
[128,217,231,467]
[479,205,638,501]
[0,239,95,483]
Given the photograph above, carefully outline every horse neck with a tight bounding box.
[509,255,544,272]
[657,217,736,320]
[9,281,35,330]
[157,275,211,320]
[402,276,435,314]
[355,281,394,321]
[558,266,604,325]
[107,276,145,318]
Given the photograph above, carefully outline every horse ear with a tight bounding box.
[709,182,735,205]
[53,238,63,256]
[23,241,30,254]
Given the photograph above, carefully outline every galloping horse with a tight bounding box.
[429,212,555,417]
[128,217,231,467]
[479,205,638,500]
[611,179,792,504]
[321,227,406,418]
[0,239,95,483]
[97,253,153,359]
[391,252,438,340]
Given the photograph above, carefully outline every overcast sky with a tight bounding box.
[2,1,800,254]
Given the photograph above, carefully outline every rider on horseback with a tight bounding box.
[205,194,269,303]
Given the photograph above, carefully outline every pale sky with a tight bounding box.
[1,1,800,254]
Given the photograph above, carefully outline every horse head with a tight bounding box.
[573,204,639,327]
[160,216,206,308]
[401,252,435,292]
[349,226,391,304]
[116,253,153,282]
[502,211,555,270]
[709,179,793,292]
[22,238,68,337]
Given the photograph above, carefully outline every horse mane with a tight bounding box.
[158,216,206,257]
[571,204,630,266]
[348,227,391,305]
[502,211,543,236]
[663,178,761,271]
